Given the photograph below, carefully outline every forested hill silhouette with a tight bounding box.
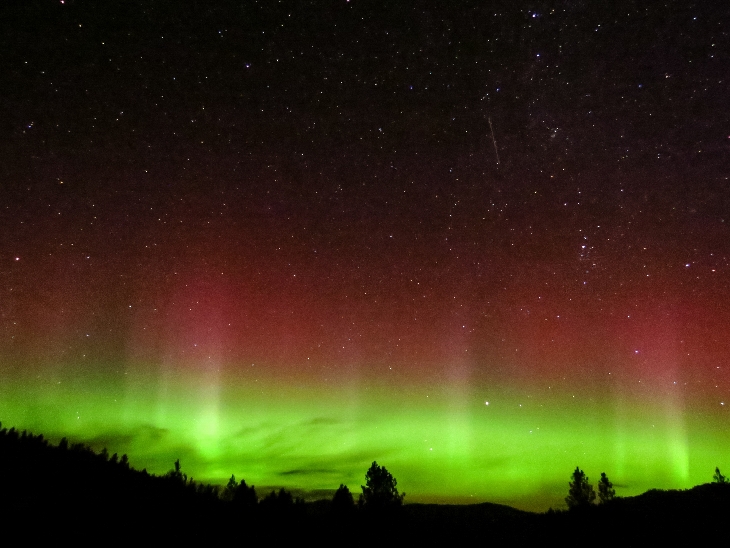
[1,423,729,544]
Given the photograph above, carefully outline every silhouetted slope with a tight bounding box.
[531,484,730,547]
[2,423,729,545]
[401,502,540,543]
[0,425,225,541]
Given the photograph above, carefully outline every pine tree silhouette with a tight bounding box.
[598,472,615,503]
[565,467,596,509]
[713,467,728,484]
[360,461,404,509]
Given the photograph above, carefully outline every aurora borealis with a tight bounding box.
[1,1,729,511]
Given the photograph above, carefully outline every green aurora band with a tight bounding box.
[2,365,727,511]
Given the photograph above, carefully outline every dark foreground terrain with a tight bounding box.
[1,424,728,545]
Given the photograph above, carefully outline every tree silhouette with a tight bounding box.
[166,459,187,484]
[260,488,303,513]
[332,484,355,513]
[360,461,404,509]
[223,474,238,501]
[223,475,257,508]
[713,467,728,484]
[565,467,596,509]
[598,472,615,503]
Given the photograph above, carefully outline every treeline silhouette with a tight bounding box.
[1,422,729,544]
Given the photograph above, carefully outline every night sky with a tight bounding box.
[1,0,729,510]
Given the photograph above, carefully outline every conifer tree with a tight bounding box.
[598,472,615,503]
[565,467,595,509]
[332,484,355,512]
[713,467,728,484]
[360,461,404,509]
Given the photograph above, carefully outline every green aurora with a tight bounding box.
[2,366,727,511]
[2,0,729,517]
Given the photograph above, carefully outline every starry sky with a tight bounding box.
[1,0,729,511]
